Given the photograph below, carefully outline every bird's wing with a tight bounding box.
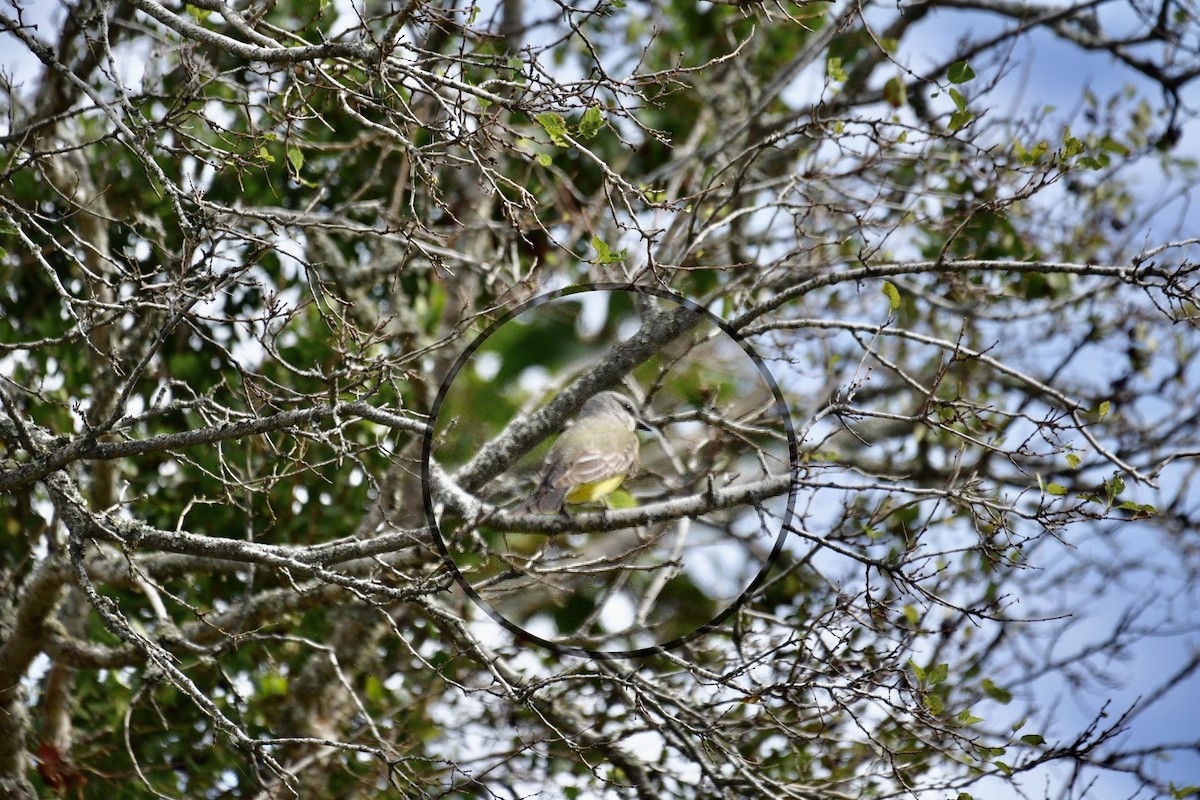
[549,438,636,488]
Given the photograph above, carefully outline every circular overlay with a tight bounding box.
[422,284,796,658]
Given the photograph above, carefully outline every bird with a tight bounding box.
[521,391,651,514]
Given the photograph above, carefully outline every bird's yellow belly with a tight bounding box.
[564,475,626,503]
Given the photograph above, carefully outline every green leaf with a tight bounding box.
[1065,453,1081,469]
[924,694,945,715]
[260,673,288,697]
[1016,138,1050,164]
[883,76,907,108]
[591,235,628,264]
[1011,717,1027,732]
[949,109,974,132]
[948,61,976,83]
[185,3,211,21]
[1020,734,1045,746]
[949,88,968,112]
[536,153,552,167]
[536,112,570,147]
[1106,474,1125,501]
[1117,500,1156,518]
[1045,483,1068,496]
[578,107,605,139]
[827,57,846,82]
[286,145,304,175]
[902,604,919,626]
[909,658,926,683]
[928,662,949,686]
[957,709,984,725]
[1062,127,1084,158]
[881,280,901,311]
[1100,135,1130,156]
[257,146,275,163]
[995,760,1013,776]
[862,522,883,540]
[1098,400,1112,418]
[1170,784,1200,799]
[982,678,1013,704]
[592,235,612,261]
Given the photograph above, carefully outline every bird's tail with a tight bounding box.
[520,481,566,514]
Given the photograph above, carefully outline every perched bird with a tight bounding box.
[522,391,651,514]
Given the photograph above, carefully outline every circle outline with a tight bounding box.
[422,283,797,659]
